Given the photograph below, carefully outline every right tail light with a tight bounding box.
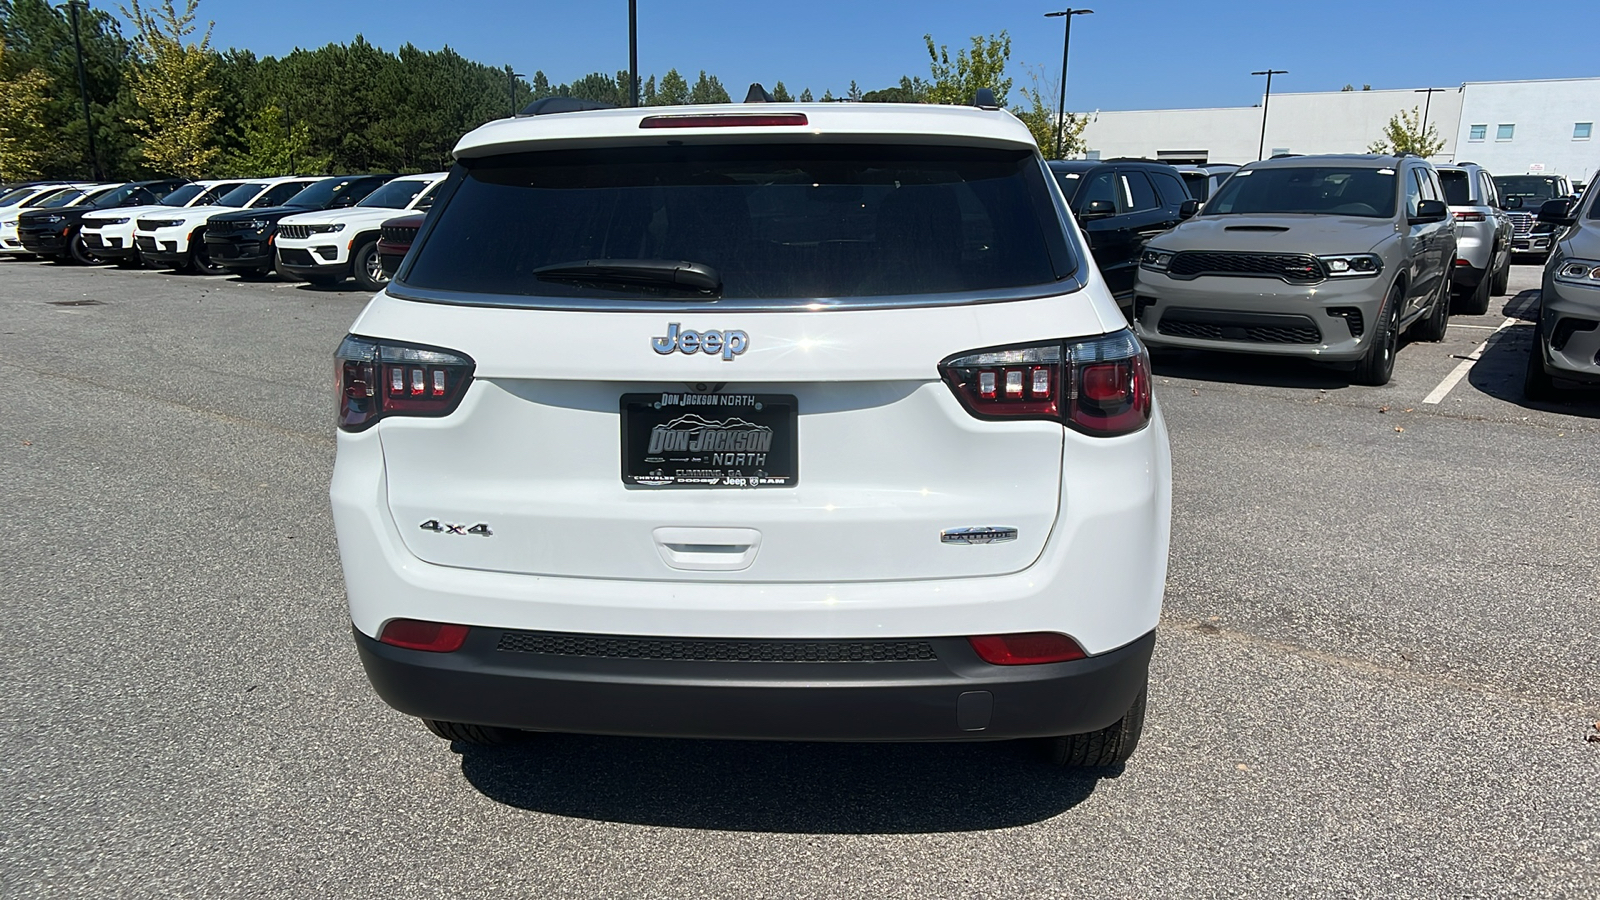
[336,335,475,432]
[939,329,1152,437]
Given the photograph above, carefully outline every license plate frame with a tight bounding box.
[620,392,798,488]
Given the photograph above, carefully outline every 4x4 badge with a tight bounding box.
[420,520,492,536]
[652,323,749,361]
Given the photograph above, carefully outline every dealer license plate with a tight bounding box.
[620,392,797,488]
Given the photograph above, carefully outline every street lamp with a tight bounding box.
[508,68,525,117]
[1251,68,1288,161]
[62,0,103,180]
[1414,87,1448,154]
[1044,8,1092,160]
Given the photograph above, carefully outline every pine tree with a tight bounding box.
[688,70,729,104]
[770,81,791,102]
[821,89,835,102]
[799,87,813,102]
[848,79,861,101]
[657,68,688,105]
[120,0,223,177]
[641,74,657,105]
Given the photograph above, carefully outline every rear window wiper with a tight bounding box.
[530,259,722,297]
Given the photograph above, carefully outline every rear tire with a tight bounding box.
[422,719,525,746]
[1523,318,1557,401]
[1352,283,1402,386]
[352,239,388,292]
[1410,276,1450,342]
[190,234,226,275]
[1043,688,1146,768]
[1454,267,1491,316]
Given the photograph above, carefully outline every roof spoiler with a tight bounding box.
[744,83,773,103]
[517,97,617,117]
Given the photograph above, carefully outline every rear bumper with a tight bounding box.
[354,626,1155,741]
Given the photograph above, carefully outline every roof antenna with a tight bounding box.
[973,88,999,110]
[744,83,773,103]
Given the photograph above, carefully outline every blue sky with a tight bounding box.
[167,0,1595,111]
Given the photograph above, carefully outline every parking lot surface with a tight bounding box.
[2,261,1597,898]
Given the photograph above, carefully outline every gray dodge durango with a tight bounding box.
[1134,154,1457,386]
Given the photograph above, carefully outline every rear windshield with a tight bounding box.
[1180,171,1210,201]
[1438,170,1472,205]
[1203,167,1397,218]
[403,144,1074,302]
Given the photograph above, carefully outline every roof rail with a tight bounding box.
[744,83,773,103]
[517,97,617,117]
[973,88,999,110]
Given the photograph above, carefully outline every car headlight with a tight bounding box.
[1140,249,1174,272]
[1317,253,1382,277]
[40,214,65,224]
[241,220,270,231]
[308,223,346,234]
[1554,259,1600,286]
[98,217,130,225]
[147,219,182,229]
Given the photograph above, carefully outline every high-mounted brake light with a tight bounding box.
[335,335,475,432]
[640,113,808,129]
[939,330,1152,437]
[968,632,1087,665]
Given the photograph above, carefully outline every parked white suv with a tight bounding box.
[133,176,320,273]
[80,179,245,267]
[1,183,113,256]
[276,173,445,290]
[333,99,1171,766]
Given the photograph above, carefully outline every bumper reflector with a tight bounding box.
[379,618,470,652]
[968,632,1087,665]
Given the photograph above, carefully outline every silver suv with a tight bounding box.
[1133,154,1457,386]
[1524,181,1600,399]
[1435,163,1513,314]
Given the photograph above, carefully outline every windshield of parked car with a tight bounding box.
[1180,171,1210,201]
[288,177,375,209]
[357,179,431,209]
[215,183,269,208]
[1494,176,1564,202]
[1437,170,1472,206]
[90,183,170,208]
[402,144,1076,303]
[35,187,96,208]
[0,186,44,206]
[157,184,206,206]
[1202,166,1397,218]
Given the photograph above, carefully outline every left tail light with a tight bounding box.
[939,329,1153,437]
[336,335,475,432]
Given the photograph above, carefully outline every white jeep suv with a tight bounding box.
[333,98,1171,766]
[276,173,445,290]
[80,179,245,267]
[133,176,320,273]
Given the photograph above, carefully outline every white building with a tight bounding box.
[1076,77,1598,182]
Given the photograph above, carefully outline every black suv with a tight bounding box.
[18,179,188,264]
[204,174,395,278]
[1494,173,1578,261]
[1048,159,1196,313]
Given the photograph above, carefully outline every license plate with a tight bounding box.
[621,392,797,488]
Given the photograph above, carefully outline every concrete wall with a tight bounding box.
[1075,78,1596,180]
[1452,79,1600,182]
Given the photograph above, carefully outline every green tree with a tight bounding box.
[688,69,728,104]
[924,31,1012,107]
[640,74,657,105]
[847,79,861,101]
[1367,105,1445,157]
[656,67,688,105]
[861,76,930,103]
[770,80,791,102]
[0,38,52,179]
[120,0,222,177]
[798,87,812,102]
[1014,65,1085,159]
[821,88,835,101]
[223,103,325,175]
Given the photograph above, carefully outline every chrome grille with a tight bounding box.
[1508,212,1534,236]
[1167,251,1325,284]
[380,223,418,244]
[278,224,311,241]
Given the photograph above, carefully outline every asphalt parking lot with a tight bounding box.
[2,260,1597,898]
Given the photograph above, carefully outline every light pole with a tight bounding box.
[1251,68,1287,161]
[1414,87,1447,155]
[1044,8,1092,160]
[64,0,103,180]
[508,68,525,117]
[628,0,639,107]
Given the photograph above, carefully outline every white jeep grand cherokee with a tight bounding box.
[333,96,1171,767]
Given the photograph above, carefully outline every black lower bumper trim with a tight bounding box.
[355,626,1156,742]
[144,251,189,267]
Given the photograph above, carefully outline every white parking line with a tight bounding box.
[1421,294,1539,405]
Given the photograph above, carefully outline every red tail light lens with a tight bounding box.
[1453,211,1485,222]
[640,113,808,129]
[969,632,1087,665]
[939,330,1152,437]
[379,618,470,652]
[336,335,475,432]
